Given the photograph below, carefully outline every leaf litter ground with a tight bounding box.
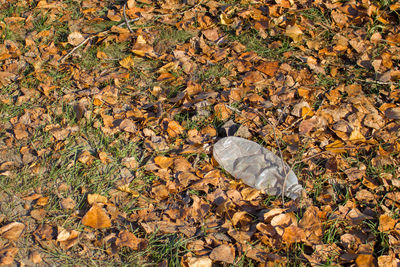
[0,0,400,266]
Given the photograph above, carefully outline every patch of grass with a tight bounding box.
[153,26,196,53]
[301,7,331,24]
[230,30,295,60]
[144,233,190,265]
[198,63,230,85]
[364,220,390,257]
[322,218,341,244]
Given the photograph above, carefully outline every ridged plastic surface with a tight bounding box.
[213,137,303,200]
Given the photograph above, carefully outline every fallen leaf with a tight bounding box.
[0,222,25,241]
[87,194,108,205]
[378,214,396,232]
[209,244,235,264]
[355,254,375,267]
[119,55,135,69]
[166,120,184,138]
[81,204,111,229]
[115,230,147,250]
[30,251,42,264]
[67,31,85,46]
[285,24,303,43]
[187,256,212,267]
[60,197,76,210]
[0,246,19,265]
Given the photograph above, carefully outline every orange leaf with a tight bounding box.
[214,103,232,120]
[154,156,174,169]
[167,120,184,138]
[325,140,346,153]
[378,214,396,232]
[81,204,111,229]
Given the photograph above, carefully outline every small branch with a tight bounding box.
[58,36,93,63]
[58,18,139,63]
[123,3,133,33]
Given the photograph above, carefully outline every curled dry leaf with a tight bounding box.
[81,204,111,229]
[0,222,25,241]
[36,196,49,206]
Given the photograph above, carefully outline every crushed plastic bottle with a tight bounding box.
[213,136,303,200]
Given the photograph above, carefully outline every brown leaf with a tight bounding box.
[378,214,396,232]
[122,157,138,169]
[167,120,184,138]
[282,225,306,244]
[81,204,111,229]
[355,254,375,267]
[0,222,25,241]
[154,156,174,169]
[270,213,297,236]
[255,61,279,76]
[115,230,147,250]
[119,55,135,70]
[36,196,49,206]
[0,246,19,265]
[60,197,76,210]
[209,244,235,264]
[214,103,232,120]
[67,31,84,46]
[151,184,169,200]
[30,209,47,221]
[119,119,137,133]
[13,123,29,140]
[78,150,95,165]
[202,28,219,41]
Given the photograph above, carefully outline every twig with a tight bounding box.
[123,2,133,33]
[58,36,93,63]
[354,78,396,85]
[267,119,289,204]
[58,18,139,63]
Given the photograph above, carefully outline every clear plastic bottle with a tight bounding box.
[213,136,303,200]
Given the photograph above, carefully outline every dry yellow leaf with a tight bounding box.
[119,55,135,69]
[81,204,111,229]
[325,140,346,153]
[36,196,49,206]
[87,194,108,205]
[285,24,303,43]
[167,120,184,138]
[154,156,174,169]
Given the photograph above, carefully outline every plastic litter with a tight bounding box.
[213,136,303,200]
